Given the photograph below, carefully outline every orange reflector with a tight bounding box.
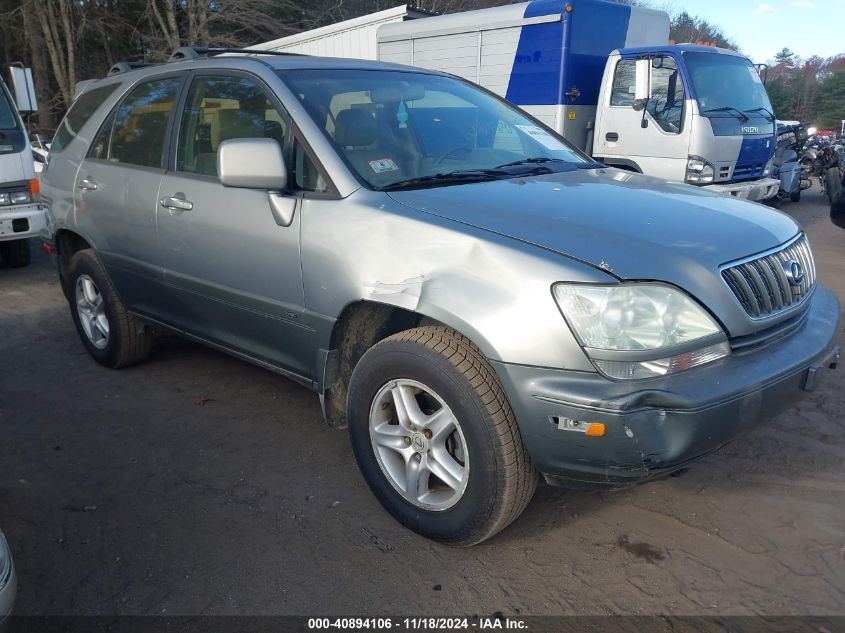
[28,178,40,195]
[585,423,606,437]
[565,3,572,12]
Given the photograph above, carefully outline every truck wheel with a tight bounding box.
[67,249,152,368]
[790,190,801,203]
[0,239,31,268]
[347,326,537,546]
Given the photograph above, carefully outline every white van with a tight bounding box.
[1,76,44,267]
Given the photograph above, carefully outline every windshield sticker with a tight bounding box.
[369,158,400,173]
[748,66,762,84]
[515,125,568,150]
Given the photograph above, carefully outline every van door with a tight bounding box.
[74,74,185,314]
[156,72,311,377]
[594,55,689,179]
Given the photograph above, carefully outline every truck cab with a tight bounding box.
[594,45,780,201]
[0,76,43,267]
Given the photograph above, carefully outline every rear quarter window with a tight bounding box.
[51,83,120,153]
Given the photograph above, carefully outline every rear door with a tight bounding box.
[74,74,185,314]
[155,71,311,376]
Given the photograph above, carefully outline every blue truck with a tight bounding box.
[262,0,781,202]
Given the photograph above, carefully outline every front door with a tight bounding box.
[595,56,689,180]
[156,72,309,376]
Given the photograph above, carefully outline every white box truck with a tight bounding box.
[1,69,44,267]
[259,0,780,201]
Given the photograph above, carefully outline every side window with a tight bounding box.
[293,138,328,193]
[51,83,119,153]
[647,57,684,134]
[177,75,288,178]
[109,77,182,168]
[610,60,636,107]
[88,111,115,160]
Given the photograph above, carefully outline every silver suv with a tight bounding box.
[42,49,840,545]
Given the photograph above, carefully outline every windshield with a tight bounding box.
[684,52,773,117]
[280,69,590,190]
[0,83,19,130]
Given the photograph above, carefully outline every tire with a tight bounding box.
[790,190,801,203]
[347,326,537,546]
[67,249,152,368]
[0,239,31,268]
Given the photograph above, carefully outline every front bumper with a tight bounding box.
[704,177,780,202]
[0,203,46,243]
[493,286,840,489]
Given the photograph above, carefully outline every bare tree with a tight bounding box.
[30,0,79,108]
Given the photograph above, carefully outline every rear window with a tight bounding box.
[51,83,119,153]
[0,83,19,130]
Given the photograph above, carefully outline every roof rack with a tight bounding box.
[167,47,306,63]
[107,61,153,76]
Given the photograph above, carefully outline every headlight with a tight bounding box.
[0,530,11,590]
[0,193,9,205]
[10,191,30,205]
[686,155,715,184]
[553,283,730,379]
[763,157,774,177]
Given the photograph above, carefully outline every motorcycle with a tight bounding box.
[825,144,845,228]
[773,147,804,202]
[801,140,837,194]
[773,123,810,203]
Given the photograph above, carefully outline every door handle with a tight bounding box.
[78,178,98,191]
[159,195,193,212]
[605,132,619,142]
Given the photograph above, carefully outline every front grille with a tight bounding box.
[721,234,816,318]
[732,163,764,180]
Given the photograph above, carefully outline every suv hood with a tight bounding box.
[387,168,799,281]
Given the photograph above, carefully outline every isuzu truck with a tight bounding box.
[259,0,780,201]
[1,71,43,267]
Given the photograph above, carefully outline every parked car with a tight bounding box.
[41,50,840,545]
[31,136,51,175]
[0,528,16,628]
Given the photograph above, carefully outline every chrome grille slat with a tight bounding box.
[721,235,816,319]
[758,257,785,309]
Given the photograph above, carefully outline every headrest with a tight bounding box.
[218,109,264,142]
[335,108,377,147]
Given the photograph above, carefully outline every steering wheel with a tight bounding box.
[434,145,473,165]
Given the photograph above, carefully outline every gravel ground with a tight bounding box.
[0,186,843,617]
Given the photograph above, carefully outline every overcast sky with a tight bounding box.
[654,0,845,62]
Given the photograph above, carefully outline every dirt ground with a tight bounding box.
[0,186,843,618]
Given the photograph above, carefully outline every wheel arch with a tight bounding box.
[319,299,498,429]
[603,159,642,173]
[54,229,94,299]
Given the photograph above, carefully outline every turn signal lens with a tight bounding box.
[28,178,40,201]
[585,423,606,437]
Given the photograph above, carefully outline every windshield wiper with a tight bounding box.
[494,157,604,170]
[378,169,504,191]
[701,106,749,122]
[744,106,775,122]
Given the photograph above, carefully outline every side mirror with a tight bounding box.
[218,138,287,191]
[632,58,651,111]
